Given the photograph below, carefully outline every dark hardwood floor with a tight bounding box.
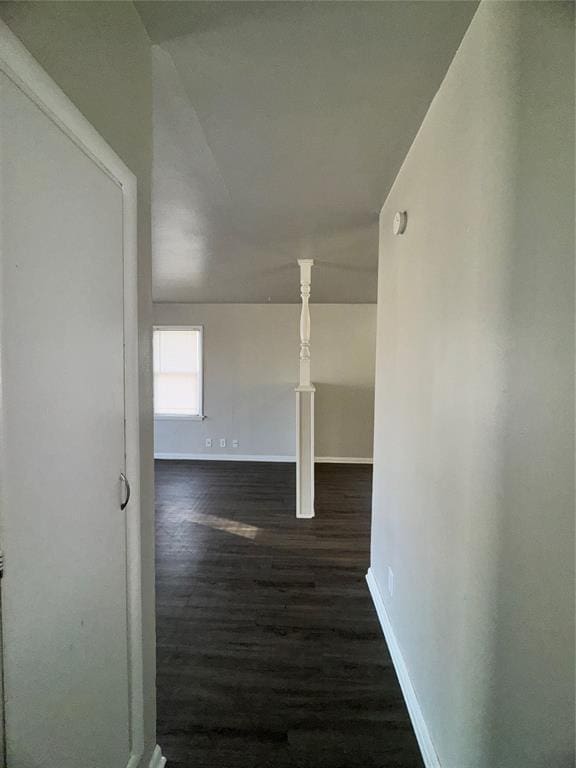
[155,460,423,768]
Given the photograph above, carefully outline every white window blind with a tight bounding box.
[153,327,203,417]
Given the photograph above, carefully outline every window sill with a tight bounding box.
[154,414,205,421]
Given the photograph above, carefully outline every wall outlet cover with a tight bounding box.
[232,440,239,448]
[219,438,226,448]
[205,438,212,448]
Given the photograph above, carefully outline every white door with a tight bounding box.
[0,67,132,767]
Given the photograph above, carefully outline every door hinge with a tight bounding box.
[0,550,5,577]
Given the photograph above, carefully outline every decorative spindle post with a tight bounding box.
[295,259,315,518]
[299,260,312,387]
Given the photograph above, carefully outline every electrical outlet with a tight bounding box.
[205,438,212,448]
[387,566,394,598]
[219,438,226,448]
[232,439,239,449]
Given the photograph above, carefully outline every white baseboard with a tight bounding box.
[366,568,441,768]
[154,452,294,462]
[154,452,372,464]
[148,745,166,768]
[315,456,373,464]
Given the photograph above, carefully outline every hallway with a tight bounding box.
[155,460,423,768]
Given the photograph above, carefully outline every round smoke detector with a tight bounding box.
[393,211,407,236]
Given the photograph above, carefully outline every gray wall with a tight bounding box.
[0,3,158,762]
[370,2,574,767]
[153,303,376,460]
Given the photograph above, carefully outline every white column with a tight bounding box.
[298,258,313,387]
[295,259,315,518]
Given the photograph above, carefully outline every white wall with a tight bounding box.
[370,3,574,768]
[0,3,158,763]
[153,303,376,460]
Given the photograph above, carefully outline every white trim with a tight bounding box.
[0,19,146,767]
[155,414,205,421]
[155,452,295,463]
[315,456,373,464]
[366,568,441,768]
[154,452,373,464]
[148,745,167,768]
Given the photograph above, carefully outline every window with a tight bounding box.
[153,326,203,418]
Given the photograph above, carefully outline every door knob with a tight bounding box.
[120,473,131,510]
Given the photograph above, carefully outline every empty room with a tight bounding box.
[0,2,573,768]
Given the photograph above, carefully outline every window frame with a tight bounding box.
[153,325,205,420]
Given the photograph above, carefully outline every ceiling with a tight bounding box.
[135,1,478,303]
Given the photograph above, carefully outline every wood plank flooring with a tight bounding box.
[155,460,424,768]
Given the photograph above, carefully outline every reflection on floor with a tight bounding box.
[155,459,423,768]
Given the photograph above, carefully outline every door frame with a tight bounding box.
[0,20,144,768]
